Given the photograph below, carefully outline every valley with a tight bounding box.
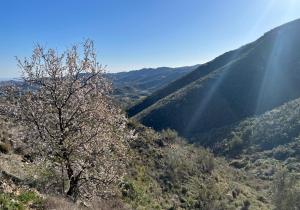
[1,9,300,210]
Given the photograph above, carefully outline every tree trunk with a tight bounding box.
[67,176,79,199]
[65,161,79,200]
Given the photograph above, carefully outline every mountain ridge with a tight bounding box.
[129,18,300,140]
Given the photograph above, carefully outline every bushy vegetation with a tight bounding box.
[3,30,300,209]
[0,113,273,209]
[272,169,300,210]
[0,121,13,154]
[122,122,271,209]
[196,98,300,159]
[0,190,43,210]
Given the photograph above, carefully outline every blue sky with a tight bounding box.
[0,0,300,77]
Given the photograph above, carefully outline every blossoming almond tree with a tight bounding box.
[1,40,132,201]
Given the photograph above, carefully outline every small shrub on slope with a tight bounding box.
[272,169,300,210]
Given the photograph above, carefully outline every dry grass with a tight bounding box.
[43,196,130,210]
[0,153,42,181]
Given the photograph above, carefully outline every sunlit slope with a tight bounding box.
[130,19,300,138]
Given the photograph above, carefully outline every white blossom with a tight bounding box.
[0,40,132,201]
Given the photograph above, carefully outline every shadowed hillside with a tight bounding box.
[129,19,300,140]
[199,97,300,156]
[127,43,255,117]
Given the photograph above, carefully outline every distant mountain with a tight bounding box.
[108,65,198,105]
[128,19,300,140]
[0,66,198,107]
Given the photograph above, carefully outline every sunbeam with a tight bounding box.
[183,49,246,136]
[246,0,276,40]
[255,1,299,114]
[255,31,283,114]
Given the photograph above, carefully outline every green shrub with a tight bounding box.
[272,169,300,210]
[200,152,215,173]
[186,176,220,210]
[127,118,141,129]
[0,193,25,210]
[121,166,161,209]
[161,129,179,141]
[272,146,292,160]
[227,132,244,156]
[18,191,42,205]
[0,191,43,210]
[241,200,251,210]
